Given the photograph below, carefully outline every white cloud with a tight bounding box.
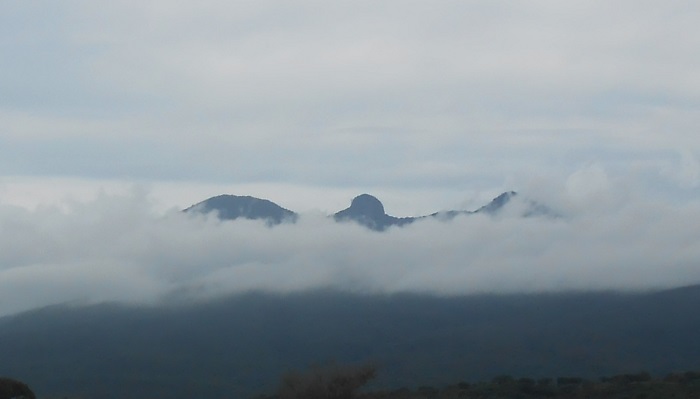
[1,177,700,317]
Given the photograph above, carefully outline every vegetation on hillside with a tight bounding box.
[4,288,700,398]
[0,377,36,399]
[252,367,700,399]
[13,367,700,398]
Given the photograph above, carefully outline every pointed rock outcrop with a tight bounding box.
[475,191,557,218]
[475,191,517,214]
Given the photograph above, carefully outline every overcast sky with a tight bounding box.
[1,0,699,213]
[1,1,700,316]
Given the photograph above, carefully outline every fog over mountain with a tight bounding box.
[2,3,698,396]
[2,176,700,318]
[184,194,298,226]
[184,190,550,230]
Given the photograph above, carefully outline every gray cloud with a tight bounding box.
[2,176,700,317]
[1,1,699,190]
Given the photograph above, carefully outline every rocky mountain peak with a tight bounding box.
[348,194,386,218]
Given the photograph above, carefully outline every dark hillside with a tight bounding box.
[1,287,700,398]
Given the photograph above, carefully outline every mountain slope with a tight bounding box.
[474,191,517,214]
[333,194,417,231]
[2,286,700,398]
[183,195,297,225]
[184,191,555,229]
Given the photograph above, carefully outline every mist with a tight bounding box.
[2,178,700,318]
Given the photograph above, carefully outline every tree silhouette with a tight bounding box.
[278,363,377,399]
[0,378,35,399]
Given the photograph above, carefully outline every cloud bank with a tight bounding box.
[2,177,700,318]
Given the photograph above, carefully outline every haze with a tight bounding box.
[1,175,699,317]
[1,2,700,317]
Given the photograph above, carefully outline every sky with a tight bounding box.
[1,1,700,316]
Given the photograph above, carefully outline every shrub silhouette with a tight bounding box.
[0,378,36,399]
[278,363,377,399]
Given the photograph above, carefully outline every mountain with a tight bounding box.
[472,191,556,217]
[333,194,417,231]
[184,191,555,229]
[428,192,516,220]
[474,191,517,214]
[183,195,297,225]
[2,286,700,398]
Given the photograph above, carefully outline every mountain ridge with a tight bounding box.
[184,191,554,230]
[2,285,700,398]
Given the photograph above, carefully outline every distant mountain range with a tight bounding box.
[184,191,554,231]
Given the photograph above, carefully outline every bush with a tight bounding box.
[278,363,377,399]
[0,377,36,399]
[557,376,583,386]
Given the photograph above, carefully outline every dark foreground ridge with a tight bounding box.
[185,191,554,230]
[0,377,35,399]
[2,285,700,398]
[255,364,700,399]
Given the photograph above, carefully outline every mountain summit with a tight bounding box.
[183,195,297,225]
[346,194,386,218]
[333,194,415,231]
[185,191,553,229]
[475,191,517,214]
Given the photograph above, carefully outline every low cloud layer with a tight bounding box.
[2,177,700,318]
